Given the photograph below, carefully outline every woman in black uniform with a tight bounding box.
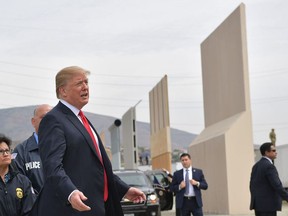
[0,134,36,216]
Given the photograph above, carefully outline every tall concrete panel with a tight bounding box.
[100,131,112,160]
[122,107,138,169]
[149,75,172,172]
[190,4,254,214]
[109,119,121,169]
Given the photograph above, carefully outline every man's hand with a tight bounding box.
[124,187,146,203]
[190,179,200,187]
[69,190,91,212]
[180,180,186,189]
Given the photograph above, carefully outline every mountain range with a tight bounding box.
[0,105,197,150]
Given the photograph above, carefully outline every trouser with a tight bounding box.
[176,207,182,216]
[255,210,276,216]
[181,196,203,216]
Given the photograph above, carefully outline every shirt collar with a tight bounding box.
[263,156,273,164]
[60,100,80,116]
[33,132,39,144]
[4,173,11,183]
[184,166,192,171]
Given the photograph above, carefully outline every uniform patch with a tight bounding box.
[16,188,23,199]
[25,161,41,170]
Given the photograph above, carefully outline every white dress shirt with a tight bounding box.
[183,167,195,196]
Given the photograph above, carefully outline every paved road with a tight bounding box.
[162,202,288,216]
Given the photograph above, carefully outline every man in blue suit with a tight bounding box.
[30,66,145,216]
[250,142,288,216]
[171,153,208,216]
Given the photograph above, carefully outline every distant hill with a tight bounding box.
[0,105,197,150]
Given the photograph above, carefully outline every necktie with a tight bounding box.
[185,169,189,195]
[79,110,108,201]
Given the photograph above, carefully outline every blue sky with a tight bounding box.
[0,0,287,145]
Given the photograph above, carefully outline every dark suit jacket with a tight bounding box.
[170,168,208,209]
[30,102,129,216]
[250,157,288,212]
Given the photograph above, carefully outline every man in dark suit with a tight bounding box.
[30,66,145,216]
[170,153,208,216]
[250,142,288,216]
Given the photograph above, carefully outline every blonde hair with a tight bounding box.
[55,66,90,99]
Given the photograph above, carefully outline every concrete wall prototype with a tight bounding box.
[109,119,122,170]
[100,131,112,160]
[190,4,254,214]
[122,107,138,169]
[149,75,172,172]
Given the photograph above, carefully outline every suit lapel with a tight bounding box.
[88,119,111,170]
[178,169,184,182]
[57,102,101,162]
[192,168,201,180]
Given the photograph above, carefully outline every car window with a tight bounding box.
[154,173,169,186]
[116,172,150,187]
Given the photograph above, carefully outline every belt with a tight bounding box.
[184,196,196,200]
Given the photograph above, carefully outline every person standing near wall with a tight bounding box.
[250,142,288,216]
[269,129,276,146]
[170,153,208,216]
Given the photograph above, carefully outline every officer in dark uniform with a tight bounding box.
[0,134,36,216]
[13,104,52,194]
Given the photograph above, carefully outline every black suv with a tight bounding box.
[144,169,173,211]
[114,169,161,216]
